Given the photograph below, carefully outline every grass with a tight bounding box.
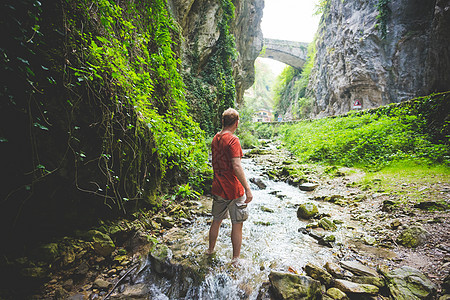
[359,159,450,205]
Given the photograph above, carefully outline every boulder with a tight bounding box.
[340,260,378,277]
[304,262,334,287]
[268,271,322,300]
[334,279,379,295]
[297,202,319,219]
[109,283,150,299]
[299,183,319,191]
[86,230,115,257]
[326,287,349,300]
[383,266,437,300]
[352,276,385,288]
[32,242,59,262]
[93,278,111,290]
[396,226,430,248]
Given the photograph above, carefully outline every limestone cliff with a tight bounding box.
[169,0,264,133]
[308,0,450,117]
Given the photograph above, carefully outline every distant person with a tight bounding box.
[207,108,253,264]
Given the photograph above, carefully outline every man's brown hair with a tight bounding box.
[222,108,239,128]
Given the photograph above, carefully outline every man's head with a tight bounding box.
[222,108,239,128]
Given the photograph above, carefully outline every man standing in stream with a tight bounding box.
[207,108,253,265]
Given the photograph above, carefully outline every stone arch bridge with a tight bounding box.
[260,38,309,69]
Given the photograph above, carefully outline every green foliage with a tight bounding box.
[273,41,316,119]
[314,0,330,16]
[375,0,391,39]
[183,0,238,136]
[279,93,450,169]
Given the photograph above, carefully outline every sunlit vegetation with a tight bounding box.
[246,92,450,170]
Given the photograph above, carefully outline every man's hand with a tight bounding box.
[245,189,253,203]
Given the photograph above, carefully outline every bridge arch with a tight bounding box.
[260,38,309,69]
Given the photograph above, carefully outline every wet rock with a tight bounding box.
[62,278,74,291]
[396,226,430,248]
[297,202,319,219]
[261,206,275,213]
[155,216,175,229]
[383,266,437,300]
[268,271,322,300]
[324,262,354,279]
[250,177,267,189]
[326,287,349,300]
[149,244,173,276]
[319,217,337,231]
[340,261,378,277]
[334,279,379,295]
[304,262,334,287]
[352,276,385,288]
[109,283,150,299]
[299,183,319,191]
[93,278,111,290]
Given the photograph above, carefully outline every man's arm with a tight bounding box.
[231,157,253,203]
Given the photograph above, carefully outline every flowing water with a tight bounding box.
[115,154,359,299]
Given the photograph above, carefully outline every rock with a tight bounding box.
[383,266,437,300]
[155,216,175,228]
[382,200,397,212]
[93,278,111,290]
[324,262,354,279]
[85,230,115,257]
[297,202,319,219]
[299,183,319,191]
[250,177,267,189]
[439,295,450,300]
[340,261,378,277]
[268,271,323,300]
[261,206,274,213]
[353,276,385,288]
[443,273,450,293]
[362,235,376,245]
[396,226,430,248]
[304,262,334,287]
[149,244,173,276]
[62,278,74,291]
[109,283,150,299]
[391,219,402,229]
[414,201,448,211]
[319,217,337,231]
[326,287,349,300]
[334,279,379,295]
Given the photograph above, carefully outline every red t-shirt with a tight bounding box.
[211,132,244,200]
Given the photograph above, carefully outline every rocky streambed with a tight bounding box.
[4,141,449,299]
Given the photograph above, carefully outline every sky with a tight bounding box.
[259,0,321,74]
[261,0,321,43]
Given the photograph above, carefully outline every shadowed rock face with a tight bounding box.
[169,0,264,103]
[308,0,450,118]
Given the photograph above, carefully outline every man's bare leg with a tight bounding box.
[208,219,222,254]
[231,222,243,260]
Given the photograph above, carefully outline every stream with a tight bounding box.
[112,151,364,299]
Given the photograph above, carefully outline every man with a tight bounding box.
[207,108,253,264]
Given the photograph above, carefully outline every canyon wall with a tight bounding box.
[308,0,450,117]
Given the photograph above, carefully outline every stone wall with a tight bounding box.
[308,0,450,118]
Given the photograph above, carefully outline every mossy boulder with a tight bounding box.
[396,226,429,248]
[269,271,322,300]
[383,266,437,300]
[297,202,319,219]
[85,230,115,257]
